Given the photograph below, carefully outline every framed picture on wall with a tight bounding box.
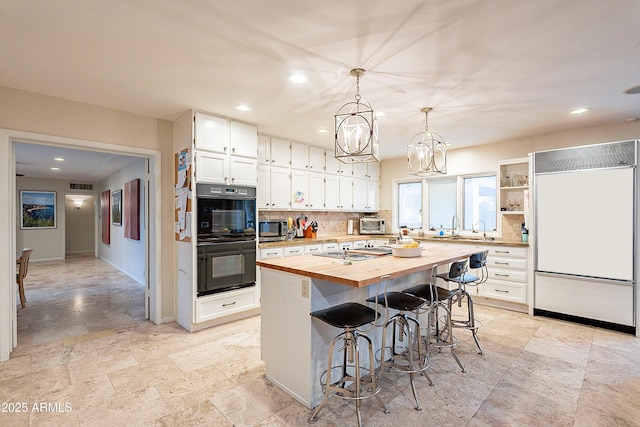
[20,191,57,229]
[112,189,122,226]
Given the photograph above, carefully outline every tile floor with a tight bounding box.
[2,253,640,426]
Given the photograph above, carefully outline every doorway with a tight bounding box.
[1,128,163,361]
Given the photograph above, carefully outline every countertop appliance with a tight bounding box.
[532,140,638,333]
[196,183,257,296]
[360,217,385,235]
[258,220,288,242]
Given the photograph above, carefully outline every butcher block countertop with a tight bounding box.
[257,245,478,288]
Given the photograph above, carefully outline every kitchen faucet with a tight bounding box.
[451,215,458,238]
[476,220,486,240]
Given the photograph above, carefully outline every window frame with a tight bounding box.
[392,172,498,237]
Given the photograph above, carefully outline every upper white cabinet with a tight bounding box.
[325,149,351,175]
[291,169,308,209]
[229,121,258,158]
[270,138,291,168]
[257,164,270,210]
[194,112,258,185]
[195,112,229,154]
[308,172,324,210]
[258,134,271,165]
[291,142,308,170]
[353,163,368,179]
[308,146,325,172]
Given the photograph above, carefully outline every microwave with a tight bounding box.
[258,220,288,242]
[360,217,386,235]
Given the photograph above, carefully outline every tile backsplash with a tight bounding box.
[258,211,378,236]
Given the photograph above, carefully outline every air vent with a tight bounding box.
[534,140,636,174]
[70,183,94,190]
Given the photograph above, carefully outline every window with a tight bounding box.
[463,175,496,231]
[429,179,456,230]
[397,181,422,228]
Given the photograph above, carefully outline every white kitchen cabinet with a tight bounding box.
[291,142,308,170]
[339,176,352,210]
[367,162,380,180]
[283,246,305,257]
[322,242,338,252]
[270,138,291,168]
[367,179,380,211]
[229,121,258,158]
[195,148,256,185]
[308,146,325,172]
[325,174,340,210]
[257,134,271,165]
[339,242,353,250]
[195,288,258,324]
[325,149,340,175]
[478,245,528,305]
[260,247,284,259]
[307,172,324,210]
[353,162,368,179]
[353,240,367,249]
[269,167,291,209]
[257,165,270,210]
[352,178,368,211]
[229,157,257,186]
[195,112,229,154]
[304,244,322,254]
[195,151,228,184]
[291,169,308,209]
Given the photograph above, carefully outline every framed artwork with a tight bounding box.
[20,191,56,229]
[112,189,122,226]
[101,190,110,244]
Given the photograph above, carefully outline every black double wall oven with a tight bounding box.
[196,183,257,297]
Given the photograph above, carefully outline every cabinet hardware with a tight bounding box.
[232,147,235,153]
[495,261,509,265]
[266,252,278,255]
[222,301,237,307]
[495,250,510,254]
[495,273,510,277]
[494,289,509,293]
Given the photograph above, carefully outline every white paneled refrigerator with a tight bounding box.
[533,140,637,332]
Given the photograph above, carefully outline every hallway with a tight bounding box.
[1,254,640,426]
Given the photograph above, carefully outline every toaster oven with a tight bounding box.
[360,217,386,235]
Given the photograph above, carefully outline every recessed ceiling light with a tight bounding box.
[317,128,329,133]
[50,167,60,171]
[234,104,251,112]
[623,84,640,95]
[375,111,386,117]
[570,107,590,115]
[54,157,64,162]
[287,73,308,84]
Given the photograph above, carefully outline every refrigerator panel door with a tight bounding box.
[535,272,634,326]
[535,167,634,281]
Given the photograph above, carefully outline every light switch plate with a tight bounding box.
[301,280,310,298]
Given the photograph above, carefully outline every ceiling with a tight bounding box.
[3,0,640,180]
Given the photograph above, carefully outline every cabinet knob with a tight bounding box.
[224,146,228,152]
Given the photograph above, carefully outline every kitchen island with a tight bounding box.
[257,245,478,408]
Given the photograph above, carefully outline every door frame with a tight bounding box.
[0,128,163,361]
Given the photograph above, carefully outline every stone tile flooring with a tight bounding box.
[2,253,640,426]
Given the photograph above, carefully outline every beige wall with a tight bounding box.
[380,120,640,211]
[64,195,95,254]
[0,86,175,322]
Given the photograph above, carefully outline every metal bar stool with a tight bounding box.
[403,265,465,372]
[437,251,488,354]
[308,275,391,427]
[366,290,433,411]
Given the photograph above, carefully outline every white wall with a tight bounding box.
[98,158,146,284]
[380,120,640,210]
[16,177,96,261]
[65,195,95,254]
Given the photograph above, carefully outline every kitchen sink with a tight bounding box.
[313,251,378,261]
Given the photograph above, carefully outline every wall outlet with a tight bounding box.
[301,280,310,298]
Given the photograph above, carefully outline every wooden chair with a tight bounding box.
[16,248,33,308]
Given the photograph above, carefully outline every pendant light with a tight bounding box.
[334,68,380,164]
[407,107,446,175]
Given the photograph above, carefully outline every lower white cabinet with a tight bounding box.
[260,247,284,259]
[284,246,305,257]
[195,288,258,323]
[304,244,322,254]
[478,246,528,304]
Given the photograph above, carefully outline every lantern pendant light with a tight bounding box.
[407,107,447,175]
[334,68,380,164]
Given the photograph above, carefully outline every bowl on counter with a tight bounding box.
[390,244,424,258]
